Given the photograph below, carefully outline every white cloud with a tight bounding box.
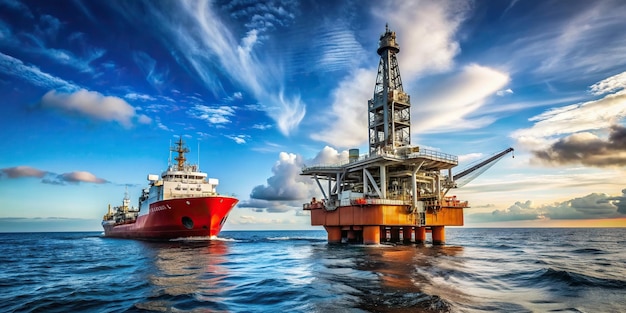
[57,171,107,184]
[0,166,47,178]
[125,93,157,101]
[158,1,306,136]
[189,105,236,125]
[310,1,499,147]
[496,88,514,96]
[310,68,374,148]
[372,0,469,78]
[226,134,249,144]
[0,52,79,91]
[252,124,272,130]
[511,90,626,150]
[589,70,626,95]
[1,166,108,185]
[40,89,142,127]
[413,64,510,133]
[246,146,348,212]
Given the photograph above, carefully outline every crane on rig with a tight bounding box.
[443,147,515,195]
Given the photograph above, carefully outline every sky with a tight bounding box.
[1,0,625,232]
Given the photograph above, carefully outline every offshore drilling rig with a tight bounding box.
[301,25,513,245]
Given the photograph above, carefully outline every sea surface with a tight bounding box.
[1,228,625,313]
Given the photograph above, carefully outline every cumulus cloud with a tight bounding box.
[532,125,626,167]
[249,152,311,201]
[0,166,47,178]
[245,146,348,213]
[40,89,149,127]
[467,189,626,223]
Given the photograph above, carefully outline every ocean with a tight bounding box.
[1,228,625,313]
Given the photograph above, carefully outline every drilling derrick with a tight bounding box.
[369,24,411,155]
[301,25,513,245]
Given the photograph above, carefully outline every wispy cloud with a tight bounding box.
[512,71,626,152]
[132,51,168,91]
[413,64,510,134]
[0,52,79,91]
[1,9,104,74]
[499,1,626,82]
[124,1,306,135]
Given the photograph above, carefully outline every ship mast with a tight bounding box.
[171,137,189,171]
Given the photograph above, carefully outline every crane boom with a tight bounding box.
[442,147,514,195]
[454,147,514,181]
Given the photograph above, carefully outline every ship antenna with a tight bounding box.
[168,139,172,169]
[197,140,200,171]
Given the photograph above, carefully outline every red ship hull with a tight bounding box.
[102,196,238,240]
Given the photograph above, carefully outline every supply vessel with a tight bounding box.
[102,138,238,240]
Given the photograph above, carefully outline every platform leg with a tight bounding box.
[363,226,380,245]
[325,226,342,244]
[432,226,445,245]
[415,227,426,243]
[403,227,413,243]
[390,227,400,242]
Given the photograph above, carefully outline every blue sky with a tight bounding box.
[1,0,625,232]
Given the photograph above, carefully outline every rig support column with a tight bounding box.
[403,227,413,243]
[363,226,380,245]
[325,226,342,244]
[390,227,400,242]
[415,227,426,243]
[432,226,445,245]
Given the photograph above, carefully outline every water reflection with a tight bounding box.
[135,240,232,312]
[309,243,465,312]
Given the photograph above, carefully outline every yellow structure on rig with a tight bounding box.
[301,25,512,245]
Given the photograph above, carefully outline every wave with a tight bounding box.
[570,248,606,255]
[169,236,240,242]
[505,268,626,290]
[266,236,327,242]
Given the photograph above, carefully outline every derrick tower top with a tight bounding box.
[368,24,411,155]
